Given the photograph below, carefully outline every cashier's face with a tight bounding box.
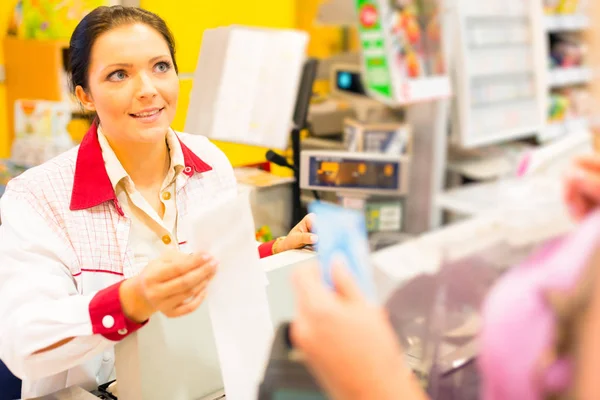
[75,23,179,145]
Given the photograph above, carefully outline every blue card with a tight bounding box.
[308,201,376,301]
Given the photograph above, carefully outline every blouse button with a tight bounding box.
[162,235,172,245]
[102,315,115,329]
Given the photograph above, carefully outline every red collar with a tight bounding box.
[70,121,212,213]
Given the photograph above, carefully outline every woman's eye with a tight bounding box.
[155,61,171,73]
[108,70,127,82]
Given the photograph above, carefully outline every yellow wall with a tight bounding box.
[141,0,298,167]
[296,0,343,59]
[141,0,297,74]
[0,1,16,158]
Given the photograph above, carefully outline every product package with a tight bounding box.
[12,99,75,167]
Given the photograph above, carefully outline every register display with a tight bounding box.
[308,157,400,191]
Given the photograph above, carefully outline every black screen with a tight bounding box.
[335,70,367,97]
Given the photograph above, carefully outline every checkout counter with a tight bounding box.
[32,192,577,400]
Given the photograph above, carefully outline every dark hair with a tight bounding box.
[68,6,178,94]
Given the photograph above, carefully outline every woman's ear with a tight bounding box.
[75,86,95,112]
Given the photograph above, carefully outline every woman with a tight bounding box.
[0,6,316,398]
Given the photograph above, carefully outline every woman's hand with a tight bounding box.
[120,250,218,323]
[274,214,318,254]
[564,155,600,220]
[290,263,428,400]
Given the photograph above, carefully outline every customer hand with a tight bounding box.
[290,263,427,400]
[274,213,318,254]
[564,155,600,220]
[120,250,218,322]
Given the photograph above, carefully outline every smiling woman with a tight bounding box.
[0,5,317,399]
[70,8,181,196]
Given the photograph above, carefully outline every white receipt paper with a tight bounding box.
[187,193,274,400]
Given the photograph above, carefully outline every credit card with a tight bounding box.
[308,201,376,301]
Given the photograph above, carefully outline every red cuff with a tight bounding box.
[258,240,275,258]
[89,280,148,341]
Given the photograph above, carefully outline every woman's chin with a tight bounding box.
[132,124,172,143]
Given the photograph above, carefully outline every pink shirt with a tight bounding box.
[479,211,600,399]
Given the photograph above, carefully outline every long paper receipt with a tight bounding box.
[187,194,274,400]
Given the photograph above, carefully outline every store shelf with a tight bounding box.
[544,14,590,32]
[461,125,539,149]
[452,1,545,148]
[548,67,592,88]
[539,117,589,142]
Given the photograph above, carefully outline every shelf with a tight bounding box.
[545,14,590,32]
[539,117,589,142]
[460,125,538,149]
[471,97,536,110]
[452,1,545,149]
[469,42,530,51]
[548,67,592,88]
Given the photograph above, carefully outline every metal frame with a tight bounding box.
[402,0,455,234]
[403,99,450,233]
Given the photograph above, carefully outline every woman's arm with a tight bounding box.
[0,186,217,381]
[0,190,144,381]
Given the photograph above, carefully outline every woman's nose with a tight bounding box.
[135,73,158,99]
